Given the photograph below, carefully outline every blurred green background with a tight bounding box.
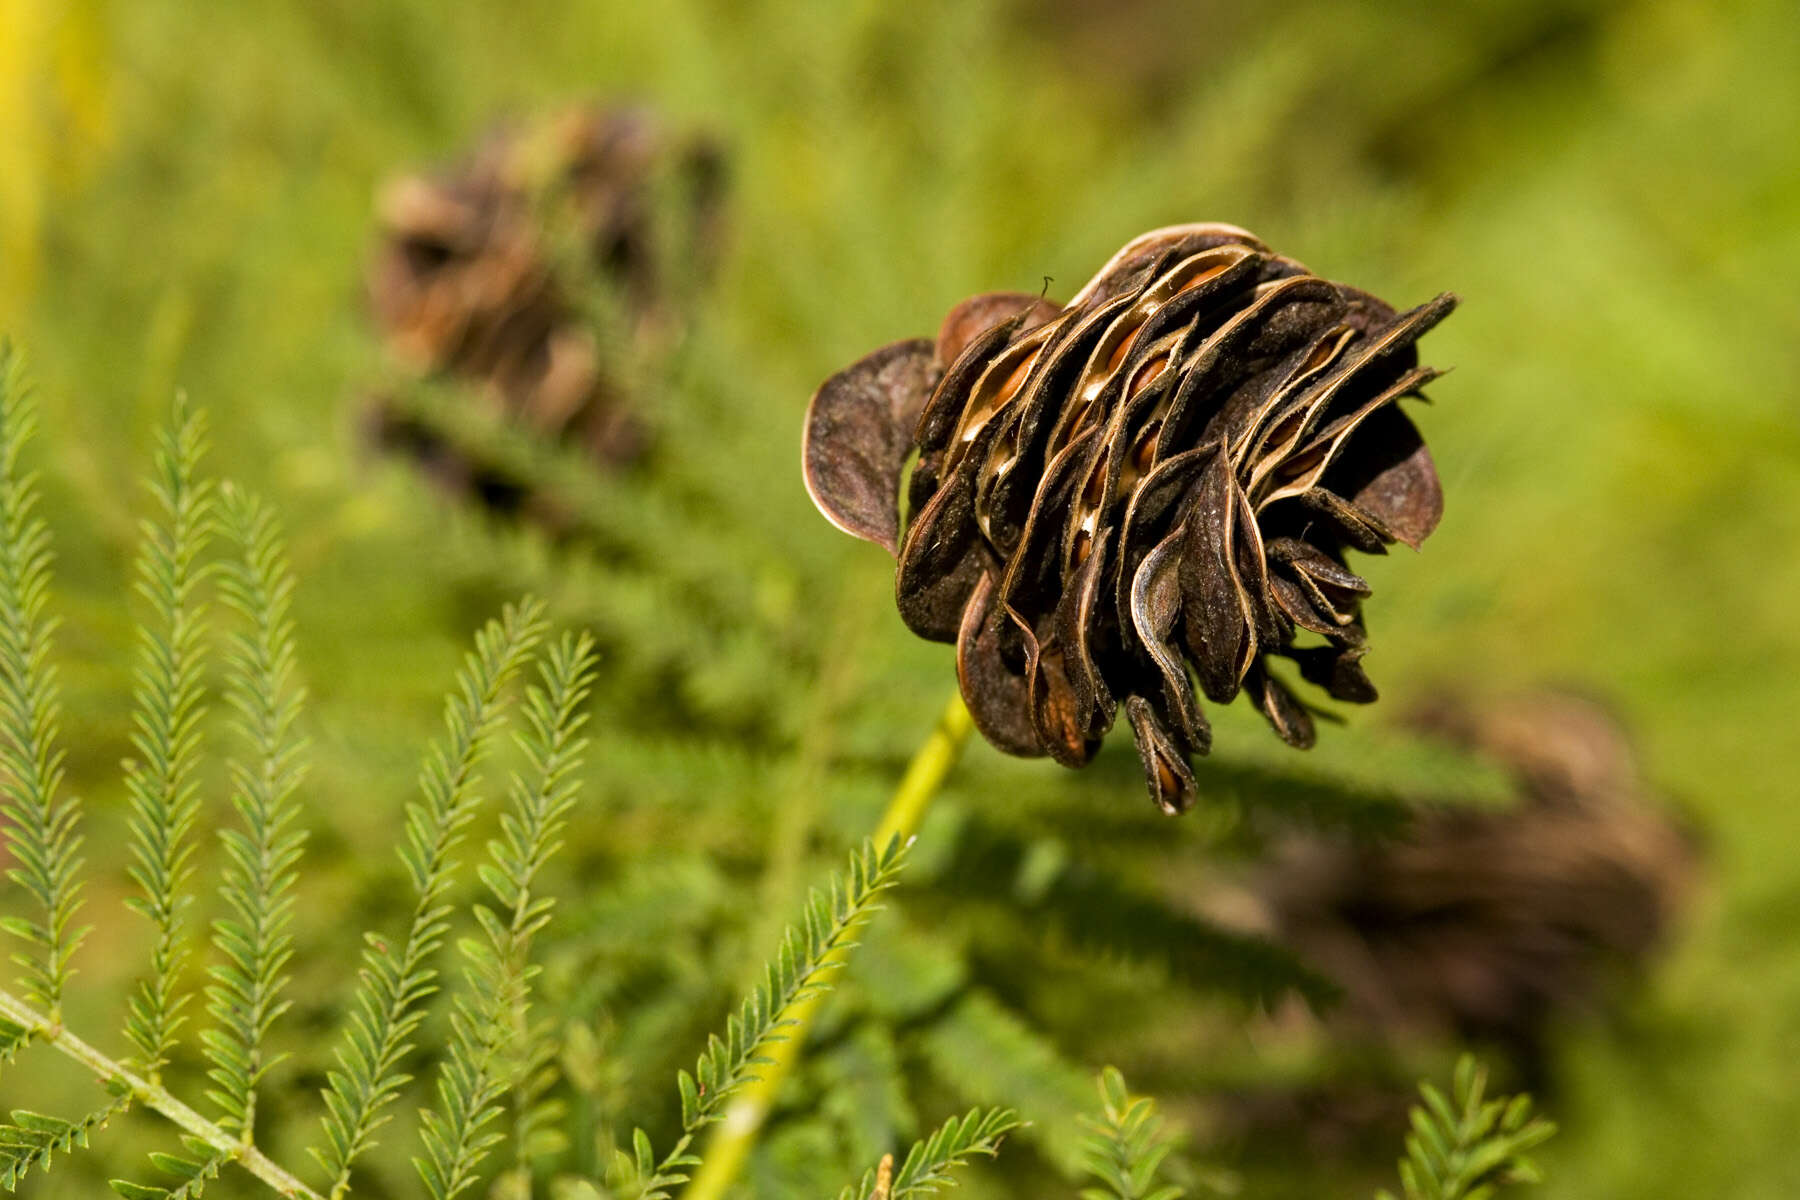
[3,0,1800,1196]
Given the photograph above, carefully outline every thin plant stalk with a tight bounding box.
[681,692,973,1200]
[0,988,323,1199]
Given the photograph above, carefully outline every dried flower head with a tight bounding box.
[805,224,1455,813]
[366,102,726,485]
[1244,690,1699,1084]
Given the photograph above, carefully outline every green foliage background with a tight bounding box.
[2,0,1798,1196]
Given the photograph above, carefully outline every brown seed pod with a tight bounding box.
[366,102,727,485]
[804,224,1456,813]
[1247,690,1700,1082]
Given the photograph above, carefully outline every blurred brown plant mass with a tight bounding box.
[364,102,725,514]
[1228,689,1699,1123]
[806,225,1454,815]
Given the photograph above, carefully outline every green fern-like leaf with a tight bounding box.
[1077,1067,1182,1200]
[1376,1055,1556,1200]
[201,486,311,1136]
[415,633,599,1200]
[122,393,217,1076]
[0,1020,30,1071]
[493,652,595,1176]
[934,816,1339,1011]
[498,1013,568,1183]
[110,1135,234,1200]
[311,598,547,1198]
[0,1096,130,1190]
[836,1106,1021,1200]
[376,376,815,739]
[681,835,909,1134]
[916,988,1095,1179]
[817,1020,918,1173]
[603,837,911,1200]
[0,342,89,1024]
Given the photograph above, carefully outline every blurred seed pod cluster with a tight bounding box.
[806,224,1454,813]
[364,102,725,519]
[1228,690,1699,1107]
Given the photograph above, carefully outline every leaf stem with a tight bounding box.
[872,692,973,847]
[0,987,323,1198]
[680,691,972,1200]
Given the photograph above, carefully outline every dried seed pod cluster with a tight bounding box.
[1249,690,1698,1078]
[366,103,726,478]
[805,224,1455,813]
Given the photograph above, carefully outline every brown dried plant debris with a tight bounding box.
[365,102,726,495]
[1195,691,1699,1155]
[1253,690,1701,1075]
[805,224,1454,813]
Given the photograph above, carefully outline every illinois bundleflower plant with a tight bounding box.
[805,224,1455,813]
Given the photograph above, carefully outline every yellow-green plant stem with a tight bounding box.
[0,988,324,1198]
[872,691,973,845]
[681,691,973,1200]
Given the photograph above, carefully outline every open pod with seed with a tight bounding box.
[805,224,1455,814]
